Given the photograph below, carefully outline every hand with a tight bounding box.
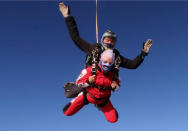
[143,39,152,53]
[111,81,118,89]
[59,2,70,18]
[88,75,96,84]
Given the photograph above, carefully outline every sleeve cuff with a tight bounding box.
[65,15,73,21]
[141,50,148,57]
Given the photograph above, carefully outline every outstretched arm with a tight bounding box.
[59,2,94,54]
[120,39,153,69]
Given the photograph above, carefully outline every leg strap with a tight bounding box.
[83,89,89,105]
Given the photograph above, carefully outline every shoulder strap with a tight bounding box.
[113,49,121,70]
[111,49,121,79]
[90,44,103,75]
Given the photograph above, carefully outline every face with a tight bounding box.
[101,56,113,65]
[100,56,113,72]
[103,37,116,46]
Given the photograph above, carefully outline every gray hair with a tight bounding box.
[100,49,115,63]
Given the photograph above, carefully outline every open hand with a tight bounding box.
[59,2,70,18]
[143,39,152,53]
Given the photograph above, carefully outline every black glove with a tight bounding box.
[63,82,83,98]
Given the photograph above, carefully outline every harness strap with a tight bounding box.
[95,99,109,109]
[83,89,89,105]
[87,92,110,101]
[114,55,121,70]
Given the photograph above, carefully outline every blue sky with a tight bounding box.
[0,1,188,131]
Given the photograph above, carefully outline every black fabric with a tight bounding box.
[65,16,146,70]
[95,99,109,110]
[63,102,71,113]
[63,82,83,98]
[83,89,89,105]
[115,109,119,119]
[85,44,103,68]
[96,86,112,90]
[87,92,110,101]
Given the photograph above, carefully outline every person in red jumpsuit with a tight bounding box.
[63,49,120,123]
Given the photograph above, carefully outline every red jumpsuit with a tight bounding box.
[63,65,120,123]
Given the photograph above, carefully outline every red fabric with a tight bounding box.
[76,65,120,99]
[64,94,85,116]
[101,100,118,123]
[64,65,120,123]
[64,93,118,123]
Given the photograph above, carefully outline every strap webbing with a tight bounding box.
[87,92,109,100]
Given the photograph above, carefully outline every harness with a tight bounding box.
[84,90,110,110]
[83,74,112,107]
[113,50,121,79]
[86,89,110,109]
[84,45,121,107]
[85,44,102,75]
[87,92,110,100]
[85,44,121,76]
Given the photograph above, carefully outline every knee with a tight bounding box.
[108,118,118,123]
[105,109,119,123]
[107,110,118,123]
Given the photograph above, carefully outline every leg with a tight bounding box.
[100,100,118,123]
[63,92,85,116]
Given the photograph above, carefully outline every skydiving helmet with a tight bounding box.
[101,30,117,50]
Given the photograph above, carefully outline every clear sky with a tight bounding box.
[0,1,188,131]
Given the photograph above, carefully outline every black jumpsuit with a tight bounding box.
[65,16,148,69]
